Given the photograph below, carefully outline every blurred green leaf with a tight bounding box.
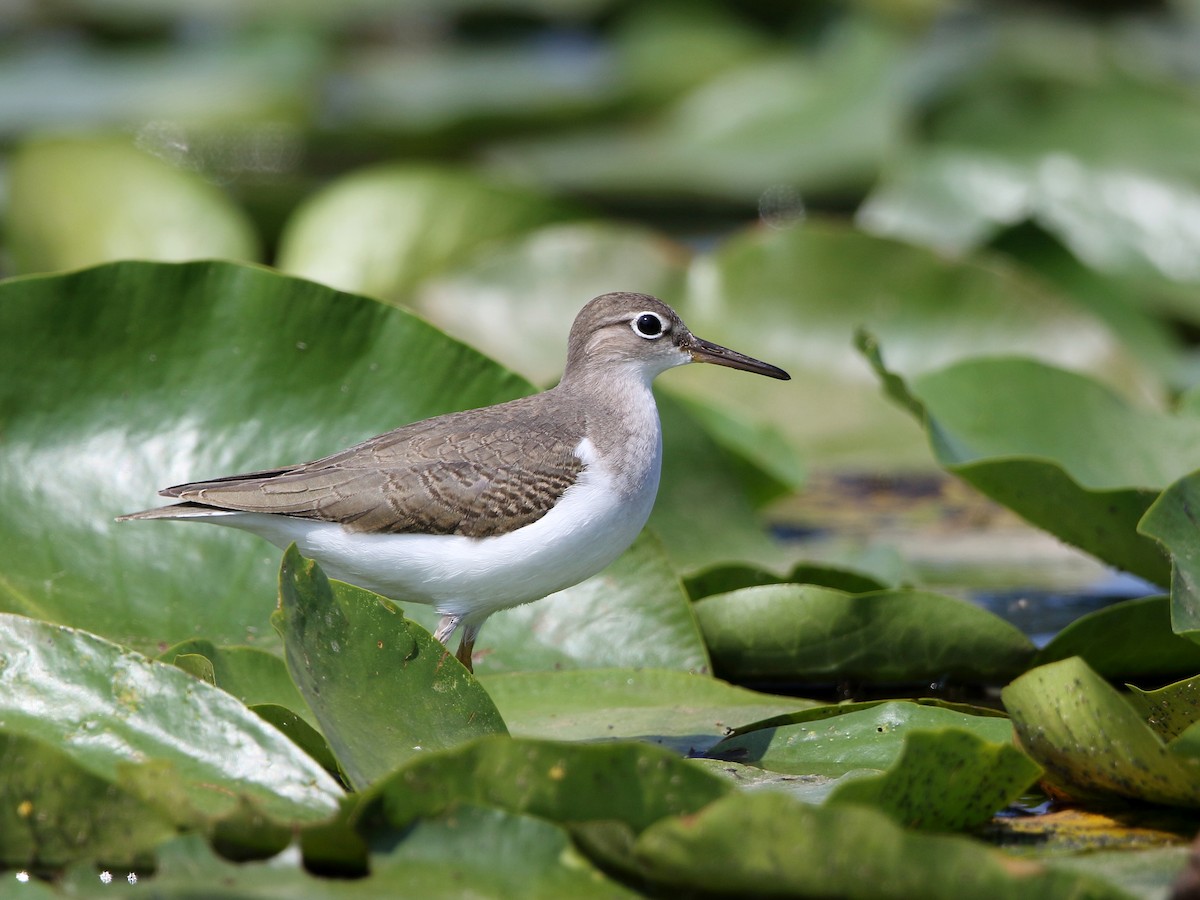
[1035,596,1200,680]
[0,612,342,825]
[412,221,689,386]
[827,728,1041,832]
[7,135,259,275]
[276,164,570,301]
[400,531,712,674]
[694,585,1034,683]
[277,547,507,791]
[479,668,815,754]
[679,221,1143,468]
[862,335,1200,584]
[708,700,1013,777]
[1140,472,1200,643]
[490,21,912,201]
[632,791,1127,899]
[0,35,318,137]
[0,732,174,868]
[1003,657,1200,807]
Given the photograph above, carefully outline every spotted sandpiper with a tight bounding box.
[120,292,789,671]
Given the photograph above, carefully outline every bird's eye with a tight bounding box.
[632,313,666,339]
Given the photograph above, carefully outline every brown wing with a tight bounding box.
[161,396,586,537]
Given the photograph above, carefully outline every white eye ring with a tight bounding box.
[631,312,667,340]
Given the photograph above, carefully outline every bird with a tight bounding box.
[119,292,790,672]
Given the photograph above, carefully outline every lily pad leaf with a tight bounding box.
[861,332,1199,585]
[277,546,507,791]
[0,612,342,825]
[1139,470,1200,643]
[0,731,175,869]
[355,735,732,837]
[0,259,532,653]
[693,584,1034,684]
[684,561,889,601]
[276,163,570,302]
[1002,657,1200,807]
[8,134,259,275]
[632,791,1128,899]
[478,668,815,755]
[827,728,1042,832]
[1035,596,1200,680]
[708,700,1014,778]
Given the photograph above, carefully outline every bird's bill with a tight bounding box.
[686,335,791,381]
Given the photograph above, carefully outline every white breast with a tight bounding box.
[205,435,662,627]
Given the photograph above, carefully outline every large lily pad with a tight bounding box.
[862,334,1200,585]
[0,261,531,651]
[693,584,1035,683]
[7,135,259,275]
[1003,657,1200,807]
[0,612,342,825]
[478,668,814,754]
[277,547,507,791]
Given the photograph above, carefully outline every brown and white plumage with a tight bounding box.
[120,292,789,670]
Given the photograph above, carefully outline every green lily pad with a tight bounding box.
[355,735,732,836]
[1035,596,1200,680]
[0,731,175,868]
[708,700,1014,777]
[277,547,507,791]
[0,260,530,652]
[1002,657,1200,807]
[7,135,259,275]
[0,612,342,825]
[1139,471,1200,643]
[276,164,569,301]
[478,668,815,754]
[632,790,1128,899]
[693,584,1035,683]
[826,728,1042,832]
[861,333,1199,585]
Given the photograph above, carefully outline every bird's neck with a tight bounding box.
[555,364,662,499]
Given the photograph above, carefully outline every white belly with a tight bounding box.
[195,438,659,627]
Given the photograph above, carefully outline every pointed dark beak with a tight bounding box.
[685,335,791,380]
